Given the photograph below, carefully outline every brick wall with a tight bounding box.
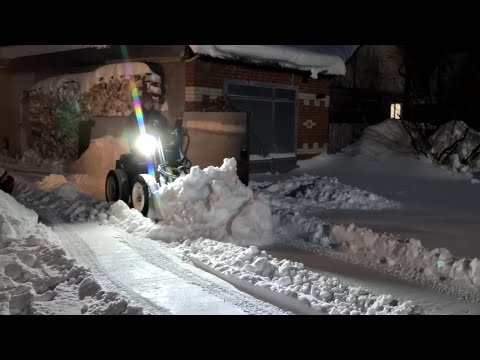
[185,58,333,158]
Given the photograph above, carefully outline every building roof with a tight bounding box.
[189,45,360,78]
[0,45,360,77]
[0,45,107,61]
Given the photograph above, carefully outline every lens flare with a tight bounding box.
[120,45,155,178]
[135,134,157,156]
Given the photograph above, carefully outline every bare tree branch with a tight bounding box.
[435,124,469,165]
[399,119,428,158]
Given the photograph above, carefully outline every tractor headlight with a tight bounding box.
[135,134,157,156]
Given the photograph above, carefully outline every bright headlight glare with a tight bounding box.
[135,134,157,156]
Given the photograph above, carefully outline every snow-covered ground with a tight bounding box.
[5,158,433,314]
[7,154,476,314]
[0,189,142,315]
[252,121,480,297]
[9,181,426,314]
[6,119,480,314]
[178,239,422,315]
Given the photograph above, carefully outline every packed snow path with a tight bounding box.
[39,210,287,315]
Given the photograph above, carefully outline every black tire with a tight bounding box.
[105,169,129,203]
[130,175,152,216]
[0,175,14,194]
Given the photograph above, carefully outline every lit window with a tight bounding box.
[390,103,402,119]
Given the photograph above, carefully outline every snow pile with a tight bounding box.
[189,45,349,77]
[72,136,130,179]
[343,119,480,173]
[110,158,274,247]
[272,207,480,293]
[429,121,480,172]
[17,158,275,247]
[149,158,273,246]
[37,174,69,192]
[14,182,108,223]
[332,223,480,292]
[179,238,422,315]
[106,200,156,235]
[0,189,142,315]
[275,211,339,248]
[251,174,401,211]
[342,119,416,158]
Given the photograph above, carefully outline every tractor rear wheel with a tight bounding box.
[105,169,129,203]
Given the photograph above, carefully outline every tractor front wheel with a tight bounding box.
[131,174,155,216]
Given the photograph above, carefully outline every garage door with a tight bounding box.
[225,81,298,172]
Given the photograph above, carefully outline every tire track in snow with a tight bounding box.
[122,236,289,315]
[39,212,171,315]
[15,182,287,315]
[39,210,286,315]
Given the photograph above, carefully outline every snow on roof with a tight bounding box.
[189,45,360,78]
[30,62,160,94]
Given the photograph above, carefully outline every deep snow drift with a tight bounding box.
[343,118,480,174]
[342,119,416,158]
[0,189,142,315]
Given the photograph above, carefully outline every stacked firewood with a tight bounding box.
[26,71,163,160]
[79,74,163,117]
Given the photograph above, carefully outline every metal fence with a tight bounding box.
[328,123,366,154]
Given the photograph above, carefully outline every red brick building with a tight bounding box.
[185,57,332,163]
[1,45,357,171]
